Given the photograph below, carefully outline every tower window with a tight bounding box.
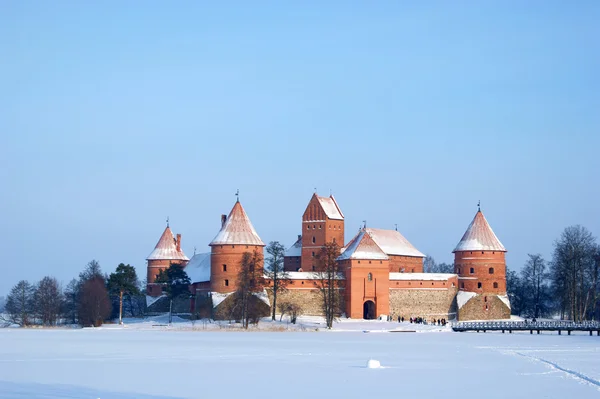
[484,296,487,302]
[312,265,315,271]
[367,273,372,281]
[223,264,227,272]
[460,282,464,289]
[477,282,482,289]
[470,267,474,274]
[319,225,322,229]
[489,268,494,274]
[224,279,229,287]
[493,282,498,289]
[312,252,315,257]
[312,236,316,244]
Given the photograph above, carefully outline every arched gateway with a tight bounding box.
[363,301,376,319]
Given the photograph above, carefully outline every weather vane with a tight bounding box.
[478,200,481,212]
[394,223,398,231]
[363,220,367,229]
[235,189,239,202]
[166,216,169,227]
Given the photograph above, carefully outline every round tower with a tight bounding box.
[146,223,189,296]
[453,208,507,295]
[209,199,265,293]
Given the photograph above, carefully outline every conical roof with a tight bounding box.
[210,200,265,246]
[338,230,389,260]
[147,226,189,261]
[453,210,506,252]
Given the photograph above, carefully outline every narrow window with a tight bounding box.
[223,264,227,272]
[333,237,336,243]
[319,225,322,229]
[484,296,487,302]
[369,261,372,264]
[312,236,316,244]
[460,282,464,289]
[367,273,373,281]
[411,268,415,273]
[489,267,494,274]
[477,282,482,289]
[470,267,474,274]
[493,282,498,289]
[224,279,229,287]
[312,265,315,271]
[312,252,315,257]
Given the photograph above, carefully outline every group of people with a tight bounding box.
[400,316,447,326]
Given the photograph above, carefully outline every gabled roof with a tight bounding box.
[365,228,425,258]
[147,226,189,261]
[317,195,344,220]
[453,210,506,252]
[337,230,389,261]
[285,236,302,257]
[210,200,265,246]
[185,252,211,283]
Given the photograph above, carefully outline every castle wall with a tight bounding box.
[388,255,424,273]
[458,294,510,321]
[389,287,458,321]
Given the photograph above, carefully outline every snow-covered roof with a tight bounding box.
[146,226,189,261]
[285,236,302,257]
[389,273,456,281]
[366,228,425,258]
[453,210,506,252]
[497,294,511,309]
[317,195,344,220]
[185,253,211,283]
[210,200,265,246]
[457,291,477,309]
[284,271,345,280]
[338,230,389,261]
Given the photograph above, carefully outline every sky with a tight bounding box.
[1,1,599,294]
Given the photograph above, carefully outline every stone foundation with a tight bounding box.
[458,293,510,321]
[266,288,345,317]
[389,288,458,321]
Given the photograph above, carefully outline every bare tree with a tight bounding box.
[63,279,80,324]
[265,241,289,321]
[521,254,551,318]
[4,280,35,326]
[550,225,598,321]
[506,268,525,316]
[313,241,343,329]
[424,255,453,273]
[78,277,111,327]
[234,250,265,329]
[34,276,62,326]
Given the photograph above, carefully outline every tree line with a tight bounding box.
[1,260,143,327]
[507,225,600,321]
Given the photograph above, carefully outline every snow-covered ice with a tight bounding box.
[0,317,598,398]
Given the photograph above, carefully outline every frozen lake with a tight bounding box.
[0,326,598,398]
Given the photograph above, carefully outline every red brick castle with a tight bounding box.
[146,194,510,321]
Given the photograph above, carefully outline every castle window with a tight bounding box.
[223,264,227,272]
[477,282,482,289]
[302,281,304,285]
[493,282,498,289]
[470,251,473,255]
[358,261,361,264]
[431,282,434,285]
[470,267,474,274]
[420,282,423,285]
[452,282,455,287]
[369,261,372,264]
[484,296,487,302]
[367,273,372,281]
[333,237,336,243]
[312,265,315,271]
[485,304,489,311]
[246,245,249,249]
[408,282,411,285]
[312,236,316,244]
[312,252,315,257]
[489,268,494,274]
[232,245,235,248]
[224,279,229,287]
[481,251,484,254]
[411,268,414,273]
[380,261,382,264]
[319,225,322,229]
[460,282,464,289]
[307,225,310,230]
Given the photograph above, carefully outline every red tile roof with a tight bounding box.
[147,226,189,261]
[453,210,506,252]
[210,200,265,246]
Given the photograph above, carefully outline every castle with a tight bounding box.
[146,193,511,321]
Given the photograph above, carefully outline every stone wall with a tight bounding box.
[389,288,458,321]
[458,294,510,321]
[267,288,345,317]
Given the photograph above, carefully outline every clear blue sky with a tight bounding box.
[1,1,599,294]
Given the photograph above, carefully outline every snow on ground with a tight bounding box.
[0,318,599,399]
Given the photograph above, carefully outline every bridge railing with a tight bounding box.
[451,320,600,330]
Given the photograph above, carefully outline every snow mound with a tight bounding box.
[367,359,381,369]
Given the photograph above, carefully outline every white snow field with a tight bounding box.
[0,318,599,399]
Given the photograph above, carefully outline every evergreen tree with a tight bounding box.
[521,254,551,318]
[107,263,140,324]
[155,263,191,324]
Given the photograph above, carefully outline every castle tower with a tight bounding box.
[146,224,189,296]
[453,206,510,320]
[301,193,344,271]
[338,229,390,319]
[209,199,265,293]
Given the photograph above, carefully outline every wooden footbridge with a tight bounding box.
[452,320,600,335]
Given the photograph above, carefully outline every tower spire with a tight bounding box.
[166,216,169,227]
[235,189,239,202]
[478,200,481,212]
